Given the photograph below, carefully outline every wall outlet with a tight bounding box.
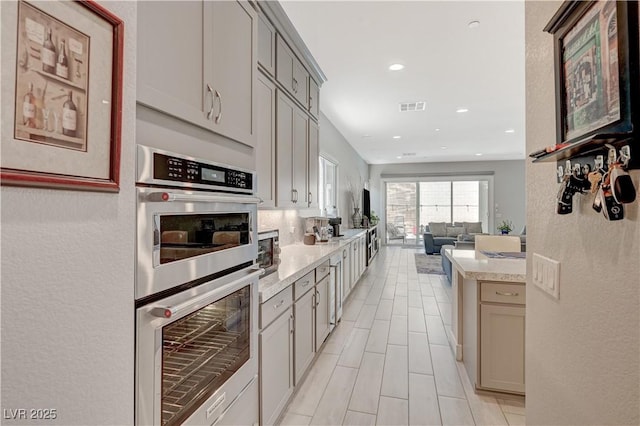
[532,253,560,299]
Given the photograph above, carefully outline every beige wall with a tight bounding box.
[525,1,639,424]
[1,1,136,424]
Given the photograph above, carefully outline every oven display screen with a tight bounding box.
[201,168,225,183]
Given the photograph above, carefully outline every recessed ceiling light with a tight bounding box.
[396,156,402,159]
[505,129,515,133]
[468,20,480,29]
[475,153,483,156]
[456,108,469,113]
[435,128,441,132]
[389,63,405,71]
[393,135,401,139]
[361,134,371,138]
[440,146,447,150]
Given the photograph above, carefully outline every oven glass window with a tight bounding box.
[257,238,273,268]
[161,285,251,426]
[159,213,250,265]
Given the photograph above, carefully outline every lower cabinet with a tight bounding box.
[464,280,526,395]
[259,307,293,425]
[480,303,525,393]
[294,288,315,385]
[315,275,331,348]
[342,246,352,299]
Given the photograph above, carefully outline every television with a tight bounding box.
[362,188,371,221]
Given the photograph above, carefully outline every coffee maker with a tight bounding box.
[328,217,342,237]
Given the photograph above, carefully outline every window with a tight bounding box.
[319,156,338,216]
[385,177,491,245]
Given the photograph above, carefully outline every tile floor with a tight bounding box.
[278,245,525,426]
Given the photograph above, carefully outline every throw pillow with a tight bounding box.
[446,226,466,237]
[428,222,447,237]
[463,221,483,234]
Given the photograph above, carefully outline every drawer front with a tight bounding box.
[294,270,315,300]
[315,260,330,282]
[260,286,293,329]
[481,282,526,305]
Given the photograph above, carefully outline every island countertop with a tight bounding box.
[444,248,526,283]
[258,229,367,302]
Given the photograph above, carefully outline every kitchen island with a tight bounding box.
[443,248,527,395]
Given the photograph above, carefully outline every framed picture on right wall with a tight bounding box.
[544,0,639,146]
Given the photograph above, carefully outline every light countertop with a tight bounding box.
[258,229,368,302]
[443,248,526,282]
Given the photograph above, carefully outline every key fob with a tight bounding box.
[557,179,573,215]
[603,194,624,220]
[592,185,603,213]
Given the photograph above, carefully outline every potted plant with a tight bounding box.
[497,220,513,235]
[369,211,379,225]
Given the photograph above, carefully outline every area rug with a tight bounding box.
[414,253,446,275]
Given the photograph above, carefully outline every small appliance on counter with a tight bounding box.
[257,229,280,277]
[328,217,343,237]
[304,217,330,243]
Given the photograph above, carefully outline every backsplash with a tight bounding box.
[258,210,304,246]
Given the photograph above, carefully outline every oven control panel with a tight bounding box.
[143,148,255,193]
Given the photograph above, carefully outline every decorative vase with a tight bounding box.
[352,208,362,228]
[501,229,509,235]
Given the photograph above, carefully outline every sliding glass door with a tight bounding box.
[385,178,491,245]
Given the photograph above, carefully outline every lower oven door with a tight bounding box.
[136,267,261,426]
[136,186,260,299]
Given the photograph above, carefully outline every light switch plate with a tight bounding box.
[532,253,560,299]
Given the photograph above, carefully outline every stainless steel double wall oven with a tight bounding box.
[135,145,262,426]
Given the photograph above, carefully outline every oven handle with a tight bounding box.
[150,266,264,319]
[147,191,263,205]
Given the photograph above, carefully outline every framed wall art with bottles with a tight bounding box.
[1,0,123,192]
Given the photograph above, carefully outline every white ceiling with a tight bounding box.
[279,1,526,164]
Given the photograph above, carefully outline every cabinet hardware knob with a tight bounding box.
[274,299,284,309]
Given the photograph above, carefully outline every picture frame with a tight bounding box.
[545,0,639,146]
[1,0,124,192]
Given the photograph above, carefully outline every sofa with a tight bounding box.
[423,221,484,254]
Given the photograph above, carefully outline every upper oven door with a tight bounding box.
[136,186,260,299]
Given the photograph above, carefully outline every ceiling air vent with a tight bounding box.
[402,152,416,157]
[399,101,426,112]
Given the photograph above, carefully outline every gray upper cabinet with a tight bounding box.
[137,0,257,147]
[307,120,319,209]
[276,35,309,108]
[137,1,206,127]
[257,11,276,76]
[276,90,307,208]
[309,78,320,119]
[256,72,276,207]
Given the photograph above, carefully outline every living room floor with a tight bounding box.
[278,245,525,425]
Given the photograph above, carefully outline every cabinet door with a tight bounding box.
[276,35,294,94]
[342,247,352,298]
[307,120,319,208]
[276,91,295,208]
[256,72,276,207]
[260,308,294,425]
[292,106,308,205]
[205,0,257,147]
[294,289,315,385]
[351,242,358,287]
[360,237,367,276]
[292,59,309,106]
[480,304,525,393]
[309,78,320,118]
[315,276,331,348]
[257,12,275,76]
[137,1,208,128]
